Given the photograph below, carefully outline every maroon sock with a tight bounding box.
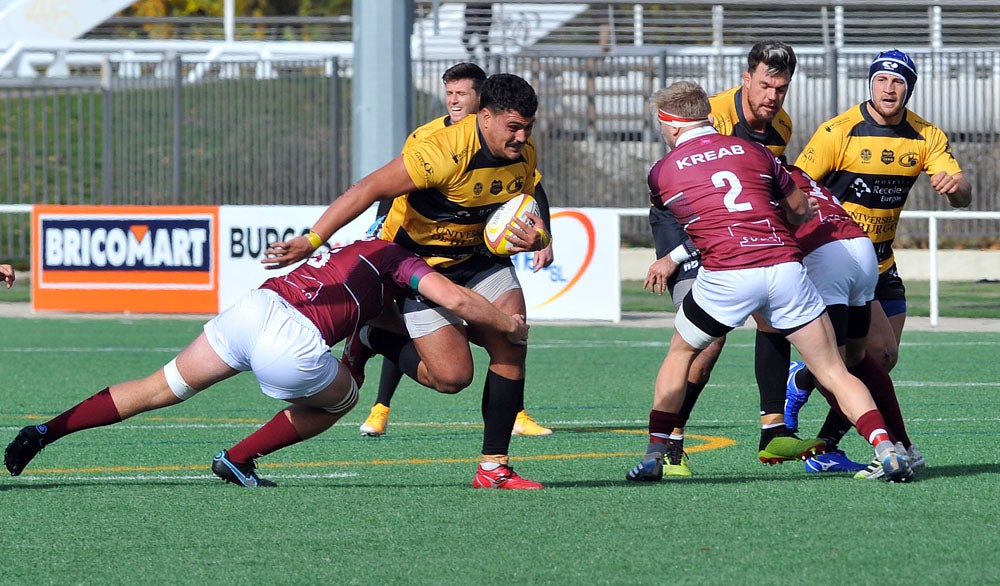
[850,353,911,447]
[42,387,122,442]
[227,410,303,463]
[649,409,679,443]
[854,409,890,447]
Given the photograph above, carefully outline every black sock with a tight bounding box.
[755,330,791,416]
[374,358,405,407]
[677,381,706,428]
[795,367,817,393]
[367,328,421,382]
[481,370,523,456]
[759,423,791,451]
[817,409,852,449]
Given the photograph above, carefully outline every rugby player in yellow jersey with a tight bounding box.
[786,49,972,467]
[263,73,550,489]
[361,62,554,438]
[643,41,824,475]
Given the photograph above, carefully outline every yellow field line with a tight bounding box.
[9,433,736,476]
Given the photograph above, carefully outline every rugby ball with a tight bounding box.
[484,194,540,256]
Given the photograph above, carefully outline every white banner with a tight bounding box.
[514,208,620,321]
[217,206,620,321]
[218,205,377,311]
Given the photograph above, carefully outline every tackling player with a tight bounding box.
[4,239,529,487]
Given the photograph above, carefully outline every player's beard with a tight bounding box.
[870,98,905,121]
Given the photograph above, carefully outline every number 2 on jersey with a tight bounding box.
[713,170,751,213]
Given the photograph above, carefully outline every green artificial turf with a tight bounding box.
[1,318,997,584]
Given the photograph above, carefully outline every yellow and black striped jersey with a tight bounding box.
[794,103,962,273]
[404,114,543,185]
[381,114,538,269]
[709,86,793,158]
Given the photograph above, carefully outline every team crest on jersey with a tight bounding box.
[473,182,483,196]
[881,149,895,165]
[506,176,525,193]
[899,152,918,167]
[490,180,503,195]
[861,149,872,163]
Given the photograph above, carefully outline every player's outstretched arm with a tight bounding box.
[416,272,529,345]
[263,157,417,269]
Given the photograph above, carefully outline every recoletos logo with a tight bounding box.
[43,218,211,271]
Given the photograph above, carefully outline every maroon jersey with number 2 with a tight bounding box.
[648,130,802,271]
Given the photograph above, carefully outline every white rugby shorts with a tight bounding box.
[803,236,878,308]
[692,262,825,331]
[203,288,340,400]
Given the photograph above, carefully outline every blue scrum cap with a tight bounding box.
[869,49,918,106]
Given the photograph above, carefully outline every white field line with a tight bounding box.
[11,472,359,482]
[4,338,998,354]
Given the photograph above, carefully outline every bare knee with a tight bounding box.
[422,364,474,394]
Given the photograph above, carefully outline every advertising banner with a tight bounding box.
[30,204,619,321]
[31,205,219,313]
[515,208,620,321]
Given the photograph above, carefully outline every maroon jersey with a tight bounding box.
[259,238,434,345]
[648,131,802,270]
[787,165,868,255]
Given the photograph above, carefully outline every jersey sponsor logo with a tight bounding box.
[674,144,745,169]
[881,149,895,165]
[450,146,471,163]
[43,218,210,271]
[506,175,525,193]
[899,152,919,167]
[430,224,481,247]
[850,178,872,199]
[861,148,873,163]
[414,151,434,177]
[473,182,484,196]
[490,180,503,195]
[728,219,784,248]
[845,208,899,240]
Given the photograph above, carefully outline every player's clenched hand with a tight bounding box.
[644,256,678,296]
[262,236,314,269]
[930,171,959,195]
[506,314,530,345]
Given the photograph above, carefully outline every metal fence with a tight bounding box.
[84,3,1000,49]
[2,47,998,263]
